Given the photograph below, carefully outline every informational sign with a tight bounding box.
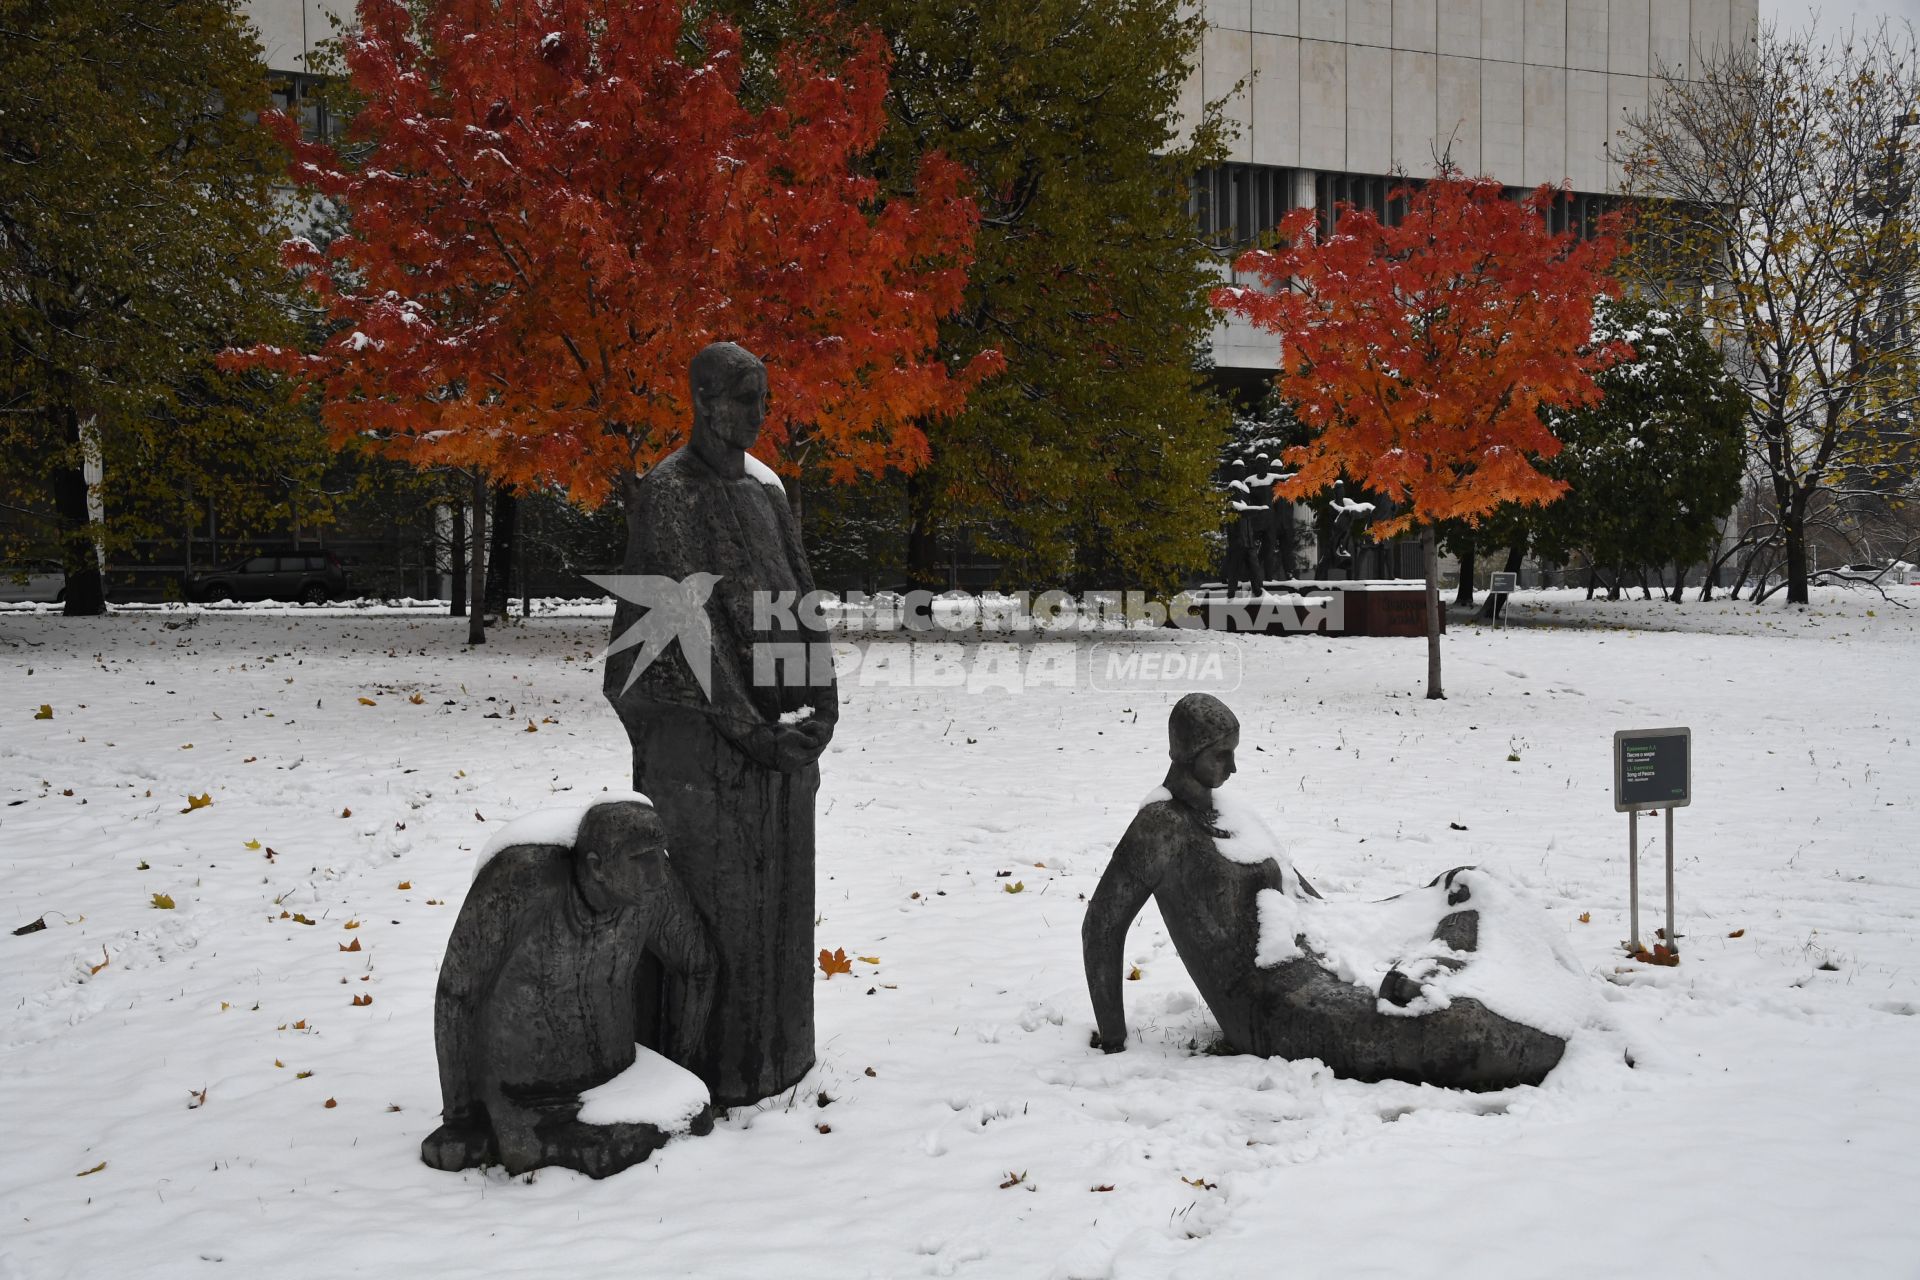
[1489,571,1518,594]
[1613,727,1691,813]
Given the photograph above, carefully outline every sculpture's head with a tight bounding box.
[575,799,670,905]
[1168,692,1238,791]
[689,341,768,452]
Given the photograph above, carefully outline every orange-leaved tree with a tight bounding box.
[230,0,994,639]
[1215,174,1626,698]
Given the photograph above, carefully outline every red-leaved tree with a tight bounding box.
[1215,174,1626,698]
[232,0,994,638]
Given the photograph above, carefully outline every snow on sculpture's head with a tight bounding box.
[1169,693,1239,791]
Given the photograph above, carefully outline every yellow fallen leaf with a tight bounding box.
[358,697,377,706]
[1127,966,1143,981]
[343,920,360,930]
[181,793,212,813]
[34,703,56,720]
[857,955,881,965]
[524,719,538,733]
[76,1161,105,1177]
[244,839,262,850]
[408,693,424,705]
[274,1059,284,1068]
[151,893,176,910]
[1004,881,1025,894]
[1578,912,1591,924]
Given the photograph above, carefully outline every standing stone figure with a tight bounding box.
[603,342,837,1108]
[1082,695,1566,1090]
[422,798,718,1178]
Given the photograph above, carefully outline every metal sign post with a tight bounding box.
[1613,727,1691,959]
[1489,571,1517,628]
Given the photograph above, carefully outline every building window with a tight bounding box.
[1192,164,1298,248]
[267,72,337,143]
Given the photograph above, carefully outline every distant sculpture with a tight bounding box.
[1317,481,1376,579]
[1082,695,1566,1090]
[603,341,837,1108]
[1222,454,1292,595]
[423,798,718,1178]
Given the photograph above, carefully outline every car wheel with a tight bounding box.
[54,587,65,603]
[300,583,329,605]
[203,582,233,603]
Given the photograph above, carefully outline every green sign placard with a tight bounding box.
[1613,727,1690,812]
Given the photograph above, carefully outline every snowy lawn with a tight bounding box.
[2,591,1917,1278]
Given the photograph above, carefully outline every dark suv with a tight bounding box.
[187,550,353,604]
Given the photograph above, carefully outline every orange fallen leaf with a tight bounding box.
[339,938,361,952]
[396,881,412,890]
[818,947,852,979]
[408,693,424,705]
[340,807,352,818]
[524,719,538,733]
[1578,912,1591,924]
[1127,965,1143,981]
[89,946,110,975]
[1728,928,1746,939]
[357,697,377,706]
[1182,1175,1217,1190]
[351,994,372,1006]
[324,1097,337,1109]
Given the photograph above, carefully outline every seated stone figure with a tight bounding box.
[422,798,718,1178]
[1082,695,1566,1090]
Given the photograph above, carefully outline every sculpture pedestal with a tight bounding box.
[1192,580,1443,637]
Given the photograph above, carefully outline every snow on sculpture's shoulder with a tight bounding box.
[1209,790,1287,867]
[1138,785,1172,809]
[473,790,653,880]
[743,452,785,492]
[575,1046,710,1130]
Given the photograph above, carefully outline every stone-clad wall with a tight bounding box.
[1185,0,1759,192]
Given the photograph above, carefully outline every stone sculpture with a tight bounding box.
[1318,480,1376,579]
[602,341,837,1107]
[422,797,718,1178]
[1082,694,1566,1090]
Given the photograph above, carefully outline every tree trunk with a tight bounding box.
[53,405,106,616]
[484,483,517,617]
[1584,563,1597,599]
[1422,525,1444,701]
[1783,491,1811,604]
[1669,563,1687,604]
[450,500,467,617]
[467,471,487,645]
[906,471,941,590]
[1454,543,1476,607]
[1639,568,1652,601]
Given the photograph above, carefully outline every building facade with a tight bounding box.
[1190,0,1758,373]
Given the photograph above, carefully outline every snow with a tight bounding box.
[743,451,785,491]
[3,588,1919,1276]
[574,1046,709,1130]
[472,789,652,877]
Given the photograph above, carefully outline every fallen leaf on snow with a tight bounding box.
[1728,928,1746,938]
[818,947,852,979]
[1578,912,1591,924]
[351,994,372,1006]
[857,955,881,965]
[339,938,361,952]
[181,793,212,813]
[75,1162,105,1177]
[358,697,377,706]
[150,893,176,910]
[89,946,110,974]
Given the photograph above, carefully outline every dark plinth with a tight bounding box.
[1191,581,1444,637]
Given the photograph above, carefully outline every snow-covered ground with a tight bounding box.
[2,590,1916,1279]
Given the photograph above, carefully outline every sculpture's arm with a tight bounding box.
[647,868,717,1071]
[431,856,529,1122]
[1082,816,1165,1054]
[770,480,839,732]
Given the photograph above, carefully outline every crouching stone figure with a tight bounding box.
[1082,694,1567,1090]
[422,797,718,1177]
